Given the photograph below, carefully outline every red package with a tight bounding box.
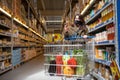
[56,55,63,75]
[67,58,77,69]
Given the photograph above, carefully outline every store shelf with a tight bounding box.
[95,40,115,46]
[0,32,12,37]
[0,65,12,74]
[44,44,83,47]
[20,38,29,41]
[13,18,29,29]
[0,4,47,42]
[14,18,47,41]
[0,45,12,47]
[95,59,111,66]
[13,45,29,48]
[88,18,114,33]
[85,1,113,24]
[0,23,11,29]
[14,16,46,42]
[91,72,105,80]
[0,57,11,61]
[14,17,46,41]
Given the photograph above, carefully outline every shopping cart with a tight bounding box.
[44,36,95,80]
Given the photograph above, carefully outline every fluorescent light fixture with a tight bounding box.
[0,7,11,17]
[29,28,47,41]
[81,0,95,15]
[23,24,29,29]
[81,5,89,15]
[89,0,94,4]
[13,18,29,28]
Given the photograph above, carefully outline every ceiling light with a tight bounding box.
[81,0,95,15]
[13,18,29,29]
[0,7,11,17]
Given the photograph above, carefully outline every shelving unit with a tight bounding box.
[0,4,12,73]
[0,0,47,74]
[95,59,111,66]
[88,18,113,34]
[81,0,119,79]
[0,65,12,74]
[85,0,113,24]
[91,72,105,80]
[95,40,115,46]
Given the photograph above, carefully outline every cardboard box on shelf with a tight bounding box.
[23,48,37,61]
[0,0,12,11]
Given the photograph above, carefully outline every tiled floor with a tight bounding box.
[0,54,63,80]
[0,54,94,80]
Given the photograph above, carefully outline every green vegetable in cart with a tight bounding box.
[73,49,87,65]
[76,66,85,76]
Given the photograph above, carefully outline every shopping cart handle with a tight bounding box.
[65,35,95,40]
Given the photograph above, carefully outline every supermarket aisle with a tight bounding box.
[0,54,61,80]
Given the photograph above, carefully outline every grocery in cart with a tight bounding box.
[44,37,94,80]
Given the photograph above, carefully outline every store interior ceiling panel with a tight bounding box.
[37,0,65,16]
[37,0,65,33]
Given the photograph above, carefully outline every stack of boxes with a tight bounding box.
[21,4,27,24]
[23,48,37,61]
[13,0,26,25]
[0,0,12,14]
[13,0,21,18]
[12,48,21,66]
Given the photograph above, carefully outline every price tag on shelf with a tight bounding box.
[109,40,113,43]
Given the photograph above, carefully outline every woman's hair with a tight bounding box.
[74,14,85,26]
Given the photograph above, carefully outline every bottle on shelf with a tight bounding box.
[106,23,115,41]
[101,5,114,22]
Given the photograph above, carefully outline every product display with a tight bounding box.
[101,5,114,22]
[0,0,46,75]
[95,47,115,61]
[83,0,120,79]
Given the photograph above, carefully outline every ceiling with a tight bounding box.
[37,0,65,33]
[37,0,65,16]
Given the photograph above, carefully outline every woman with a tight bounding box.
[64,14,88,39]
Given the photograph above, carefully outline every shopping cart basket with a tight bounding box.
[44,36,94,80]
